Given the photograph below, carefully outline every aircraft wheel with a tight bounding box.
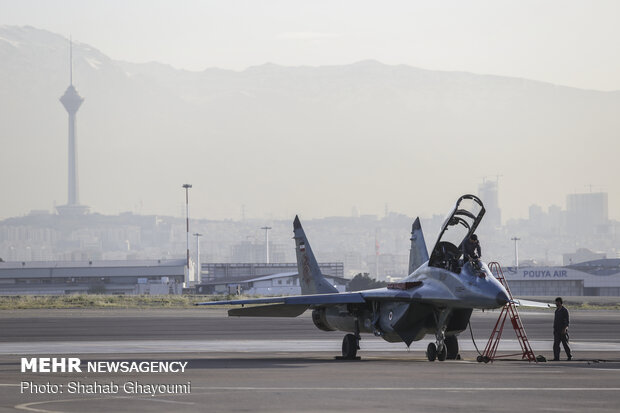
[445,335,459,360]
[437,345,448,361]
[426,343,437,361]
[342,334,358,359]
[483,356,490,363]
[476,355,484,363]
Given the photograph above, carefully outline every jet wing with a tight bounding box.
[196,282,453,309]
[197,293,369,317]
[196,292,367,307]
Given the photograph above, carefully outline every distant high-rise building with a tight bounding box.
[56,39,88,215]
[566,192,608,235]
[478,179,501,228]
[529,204,544,229]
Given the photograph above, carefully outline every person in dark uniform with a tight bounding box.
[553,297,572,361]
[462,234,481,263]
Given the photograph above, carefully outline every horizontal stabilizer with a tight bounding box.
[228,304,308,317]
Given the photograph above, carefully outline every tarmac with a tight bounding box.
[0,308,619,412]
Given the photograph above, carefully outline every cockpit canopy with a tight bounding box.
[428,194,485,272]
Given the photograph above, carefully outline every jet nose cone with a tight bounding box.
[496,291,509,307]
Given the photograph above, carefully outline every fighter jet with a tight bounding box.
[198,194,510,361]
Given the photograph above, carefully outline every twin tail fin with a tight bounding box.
[293,216,338,295]
[408,217,429,275]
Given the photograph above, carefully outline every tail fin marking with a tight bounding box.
[408,217,429,275]
[293,216,338,295]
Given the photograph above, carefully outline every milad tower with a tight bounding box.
[56,39,89,215]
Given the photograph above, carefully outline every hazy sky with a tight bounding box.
[1,1,619,222]
[2,0,620,91]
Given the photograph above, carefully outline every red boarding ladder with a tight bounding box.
[478,262,537,363]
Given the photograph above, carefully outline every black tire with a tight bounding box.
[476,355,484,363]
[483,356,490,363]
[437,344,447,361]
[342,334,358,359]
[427,342,437,362]
[445,335,459,360]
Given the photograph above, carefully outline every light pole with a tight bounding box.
[261,226,272,264]
[375,230,380,279]
[511,237,521,269]
[182,184,192,276]
[194,233,202,283]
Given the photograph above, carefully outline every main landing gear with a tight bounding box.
[342,333,359,359]
[339,319,361,360]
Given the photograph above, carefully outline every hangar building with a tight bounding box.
[503,259,620,296]
[200,262,343,282]
[0,259,186,295]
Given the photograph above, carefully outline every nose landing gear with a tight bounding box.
[426,341,448,361]
[427,308,453,361]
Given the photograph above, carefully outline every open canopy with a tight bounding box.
[428,194,485,270]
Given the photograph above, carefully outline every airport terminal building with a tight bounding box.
[0,259,186,295]
[503,259,620,296]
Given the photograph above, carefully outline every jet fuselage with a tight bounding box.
[312,261,509,344]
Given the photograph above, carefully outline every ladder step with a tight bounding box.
[482,262,537,363]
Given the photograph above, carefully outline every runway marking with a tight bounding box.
[15,400,68,413]
[13,387,620,412]
[191,386,620,391]
[2,338,620,354]
[117,396,195,405]
[15,395,195,413]
[11,387,620,412]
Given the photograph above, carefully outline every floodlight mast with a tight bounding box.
[511,237,521,269]
[182,184,192,273]
[194,233,202,283]
[261,226,272,264]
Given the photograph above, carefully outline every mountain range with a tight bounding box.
[1,25,619,221]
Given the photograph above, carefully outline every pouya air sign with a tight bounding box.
[523,270,568,278]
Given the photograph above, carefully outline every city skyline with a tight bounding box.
[0,188,616,272]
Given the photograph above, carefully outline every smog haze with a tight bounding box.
[1,0,620,221]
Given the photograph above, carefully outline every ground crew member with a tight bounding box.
[553,297,572,361]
